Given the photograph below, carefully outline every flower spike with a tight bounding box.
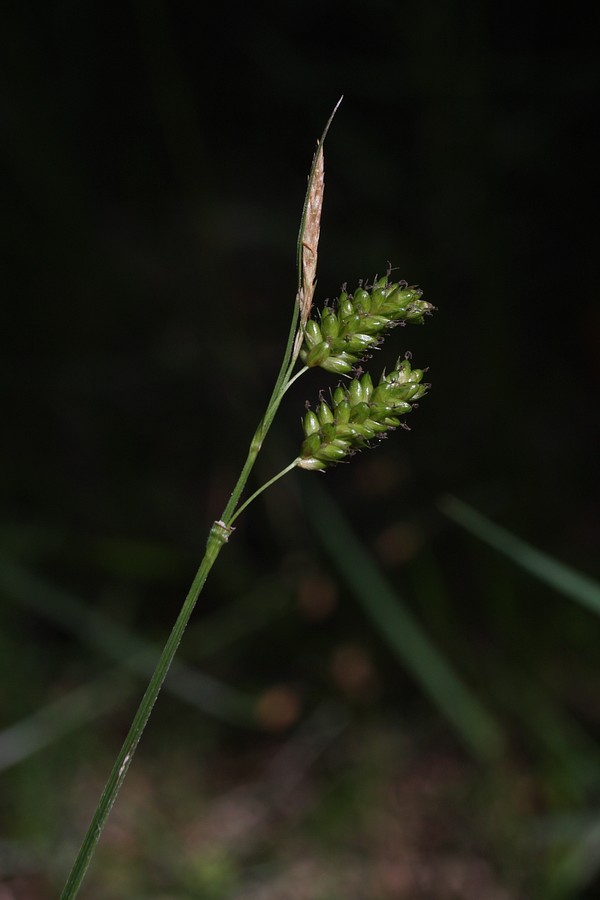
[297,358,430,470]
[299,273,435,374]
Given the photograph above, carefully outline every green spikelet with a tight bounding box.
[299,273,435,374]
[298,358,430,470]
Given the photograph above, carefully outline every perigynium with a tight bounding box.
[60,99,435,899]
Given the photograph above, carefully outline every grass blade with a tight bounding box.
[302,480,506,762]
[0,669,133,772]
[439,495,600,617]
[0,556,253,724]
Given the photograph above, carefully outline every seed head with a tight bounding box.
[299,273,435,374]
[297,358,430,470]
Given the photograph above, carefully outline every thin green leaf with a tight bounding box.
[0,669,134,773]
[302,480,506,762]
[0,556,253,724]
[439,495,600,617]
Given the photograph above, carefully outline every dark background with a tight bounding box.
[1,2,599,898]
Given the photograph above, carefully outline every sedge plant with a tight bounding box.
[60,99,435,898]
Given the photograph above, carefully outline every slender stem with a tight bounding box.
[59,521,230,899]
[219,363,307,527]
[61,342,309,900]
[60,365,309,899]
[282,364,309,394]
[60,101,340,899]
[229,459,301,527]
[218,102,342,525]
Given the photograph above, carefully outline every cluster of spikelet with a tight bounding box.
[299,273,434,375]
[298,358,429,470]
[296,271,434,470]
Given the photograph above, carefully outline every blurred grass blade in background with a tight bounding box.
[0,556,254,725]
[439,495,600,616]
[0,669,134,773]
[302,480,506,762]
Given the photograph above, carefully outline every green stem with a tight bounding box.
[220,384,291,525]
[219,362,306,527]
[60,358,309,898]
[229,459,301,527]
[59,521,230,899]
[218,101,342,526]
[60,100,341,898]
[60,351,308,900]
[282,364,309,394]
